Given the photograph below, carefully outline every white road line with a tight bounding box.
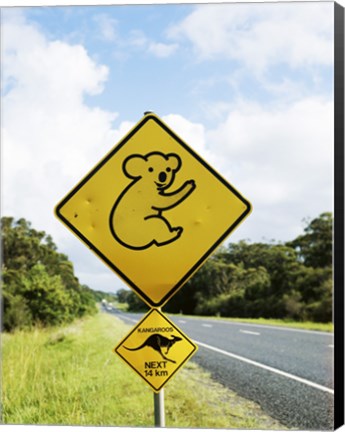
[199,319,333,336]
[119,315,138,323]
[179,320,187,324]
[328,344,334,348]
[240,329,260,336]
[195,340,334,395]
[202,324,213,328]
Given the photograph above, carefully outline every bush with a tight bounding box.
[1,217,97,332]
[2,292,32,332]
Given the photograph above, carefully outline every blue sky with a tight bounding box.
[1,2,335,293]
[17,3,333,125]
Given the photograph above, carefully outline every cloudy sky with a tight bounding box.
[1,1,335,294]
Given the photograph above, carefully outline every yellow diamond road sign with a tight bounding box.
[55,113,252,307]
[114,309,197,392]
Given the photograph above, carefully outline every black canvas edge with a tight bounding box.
[113,308,198,392]
[55,113,252,308]
[334,2,344,430]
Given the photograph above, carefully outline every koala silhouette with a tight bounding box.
[109,151,196,250]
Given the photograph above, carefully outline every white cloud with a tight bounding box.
[123,30,178,59]
[206,97,334,242]
[168,2,333,73]
[128,29,148,48]
[208,98,333,171]
[2,13,118,245]
[94,13,118,42]
[148,41,178,58]
[163,114,206,155]
[135,38,177,58]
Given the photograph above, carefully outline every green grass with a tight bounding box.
[224,317,333,332]
[168,313,333,333]
[117,302,333,332]
[2,312,286,429]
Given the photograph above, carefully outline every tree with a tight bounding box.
[20,264,73,326]
[1,217,97,331]
[126,291,148,312]
[1,217,46,272]
[116,288,133,304]
[127,212,333,323]
[164,252,232,314]
[2,267,32,331]
[288,212,332,268]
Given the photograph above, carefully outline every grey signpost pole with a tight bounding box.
[154,306,165,427]
[154,389,165,427]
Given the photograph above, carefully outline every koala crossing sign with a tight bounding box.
[55,112,252,307]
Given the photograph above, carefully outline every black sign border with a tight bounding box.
[113,308,198,392]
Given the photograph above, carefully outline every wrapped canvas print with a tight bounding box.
[1,0,344,431]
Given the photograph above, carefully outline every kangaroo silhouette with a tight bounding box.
[124,334,182,363]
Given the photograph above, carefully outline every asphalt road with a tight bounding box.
[108,308,334,430]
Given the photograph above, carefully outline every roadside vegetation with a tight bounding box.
[1,312,286,429]
[0,213,332,426]
[2,212,333,334]
[1,217,98,332]
[122,213,333,325]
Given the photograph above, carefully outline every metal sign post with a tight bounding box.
[154,388,165,427]
[154,306,165,428]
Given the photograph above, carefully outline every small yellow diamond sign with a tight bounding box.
[114,309,197,392]
[55,113,252,307]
